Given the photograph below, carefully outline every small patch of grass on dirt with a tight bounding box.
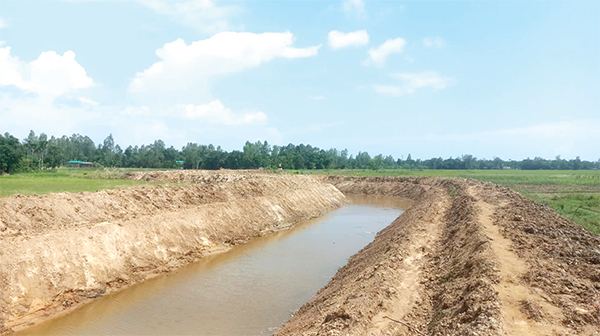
[522,192,600,234]
[0,168,154,197]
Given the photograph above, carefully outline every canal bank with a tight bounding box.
[15,195,407,335]
[0,173,345,334]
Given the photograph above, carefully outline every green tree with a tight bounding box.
[0,133,23,173]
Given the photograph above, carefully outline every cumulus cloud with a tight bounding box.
[343,0,366,18]
[131,119,172,144]
[120,100,267,126]
[0,92,102,137]
[374,71,453,96]
[173,100,267,125]
[134,0,241,33]
[0,46,93,101]
[328,30,369,49]
[77,97,99,106]
[423,37,445,48]
[128,31,320,100]
[364,38,406,67]
[121,105,151,116]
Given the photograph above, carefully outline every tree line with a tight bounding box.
[0,130,598,174]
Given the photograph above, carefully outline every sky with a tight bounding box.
[0,0,599,160]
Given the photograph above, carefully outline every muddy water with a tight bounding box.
[17,195,408,336]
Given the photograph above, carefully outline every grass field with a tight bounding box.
[0,169,152,197]
[288,169,600,234]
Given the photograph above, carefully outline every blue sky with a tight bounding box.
[0,0,598,160]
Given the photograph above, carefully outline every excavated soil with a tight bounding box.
[2,172,599,335]
[276,176,600,336]
[0,172,345,334]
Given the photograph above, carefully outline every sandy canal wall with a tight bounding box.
[277,176,600,336]
[0,172,345,334]
[2,172,598,335]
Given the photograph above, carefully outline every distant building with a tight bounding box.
[67,160,93,168]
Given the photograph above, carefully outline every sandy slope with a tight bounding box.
[2,172,598,335]
[0,172,345,334]
[276,176,600,336]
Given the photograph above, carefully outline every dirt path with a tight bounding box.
[367,196,447,335]
[468,186,571,335]
[280,176,599,335]
[275,180,448,336]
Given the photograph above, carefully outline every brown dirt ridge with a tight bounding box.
[1,172,599,335]
[276,176,600,336]
[0,171,345,334]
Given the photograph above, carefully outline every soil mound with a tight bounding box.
[3,173,598,335]
[0,172,345,334]
[124,170,247,184]
[276,176,600,336]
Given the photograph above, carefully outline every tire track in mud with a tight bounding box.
[468,186,572,336]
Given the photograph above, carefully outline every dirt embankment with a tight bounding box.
[276,176,600,336]
[0,172,345,334]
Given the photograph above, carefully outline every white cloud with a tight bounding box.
[364,38,406,67]
[0,46,24,88]
[423,37,445,48]
[0,18,7,29]
[120,100,267,126]
[0,92,102,137]
[0,46,93,101]
[309,95,326,101]
[374,71,454,96]
[343,0,366,18]
[134,0,241,33]
[132,119,172,144]
[174,100,267,125]
[77,97,99,106]
[128,32,320,100]
[328,30,369,49]
[121,105,151,116]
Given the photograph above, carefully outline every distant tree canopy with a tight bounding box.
[0,130,598,173]
[0,133,23,173]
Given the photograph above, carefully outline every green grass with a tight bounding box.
[522,192,600,235]
[287,169,600,234]
[0,168,153,197]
